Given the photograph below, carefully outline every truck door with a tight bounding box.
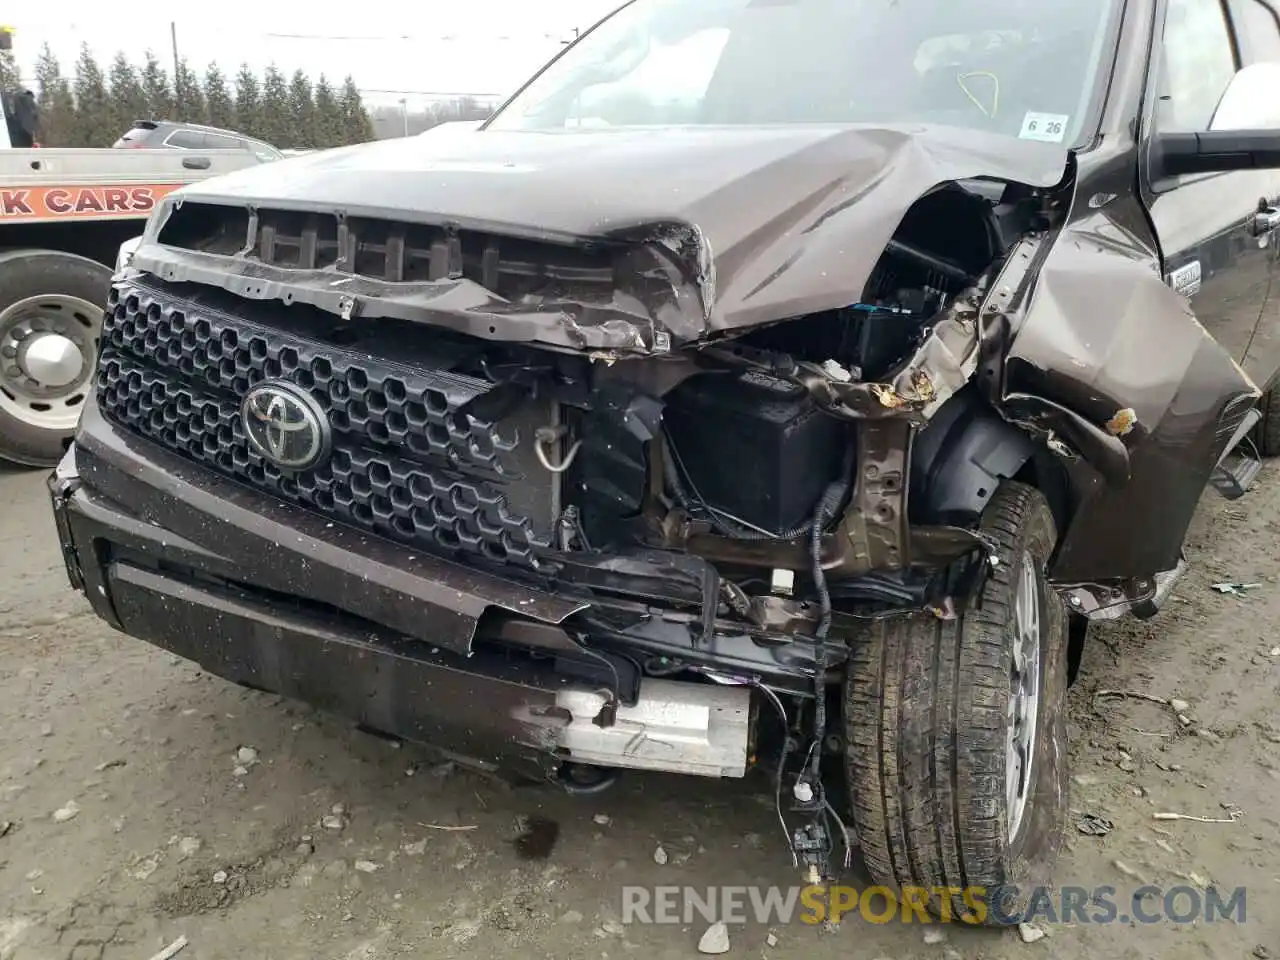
[1142,0,1280,392]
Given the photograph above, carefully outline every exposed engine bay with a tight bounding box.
[121,178,1037,602]
[97,174,1060,880]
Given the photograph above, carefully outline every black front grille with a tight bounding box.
[96,280,556,570]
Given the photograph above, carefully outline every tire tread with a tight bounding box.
[1256,385,1280,458]
[844,481,1068,923]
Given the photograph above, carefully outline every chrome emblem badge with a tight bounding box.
[241,381,331,471]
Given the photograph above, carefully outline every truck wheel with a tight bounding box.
[0,249,110,466]
[1254,382,1280,458]
[844,481,1069,926]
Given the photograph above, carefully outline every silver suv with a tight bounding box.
[113,120,283,161]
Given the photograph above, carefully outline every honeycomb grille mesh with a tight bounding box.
[95,281,554,569]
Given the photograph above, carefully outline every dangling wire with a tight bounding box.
[534,427,583,474]
[692,667,798,867]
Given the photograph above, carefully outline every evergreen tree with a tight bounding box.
[312,74,342,148]
[15,48,372,151]
[106,52,148,140]
[233,64,263,139]
[0,48,19,90]
[32,44,60,108]
[204,63,235,130]
[33,44,76,146]
[338,75,373,145]
[259,65,291,147]
[139,50,171,119]
[172,56,205,122]
[287,69,315,148]
[72,43,111,147]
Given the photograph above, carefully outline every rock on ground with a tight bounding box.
[698,922,730,954]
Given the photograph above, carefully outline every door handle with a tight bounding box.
[182,156,211,170]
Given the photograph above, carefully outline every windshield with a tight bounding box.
[487,0,1118,146]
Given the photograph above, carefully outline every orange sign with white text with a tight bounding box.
[0,183,185,222]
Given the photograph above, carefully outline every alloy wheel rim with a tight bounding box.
[1006,550,1043,843]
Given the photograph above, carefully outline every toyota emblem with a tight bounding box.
[241,381,331,471]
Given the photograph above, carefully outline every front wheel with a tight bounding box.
[0,249,111,466]
[1254,381,1280,458]
[844,481,1069,925]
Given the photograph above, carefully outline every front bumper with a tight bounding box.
[49,402,765,779]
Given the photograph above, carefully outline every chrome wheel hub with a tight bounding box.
[21,333,85,388]
[1006,550,1043,842]
[0,293,101,430]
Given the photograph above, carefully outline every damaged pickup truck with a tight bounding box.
[47,0,1280,923]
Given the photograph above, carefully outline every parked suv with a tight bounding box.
[49,0,1280,927]
[113,120,283,161]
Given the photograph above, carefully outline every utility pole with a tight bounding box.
[398,97,408,137]
[170,22,179,84]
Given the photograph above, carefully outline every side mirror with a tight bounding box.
[1209,61,1280,132]
[1152,63,1280,178]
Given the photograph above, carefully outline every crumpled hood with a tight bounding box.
[163,124,1071,333]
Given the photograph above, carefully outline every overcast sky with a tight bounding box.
[5,0,625,107]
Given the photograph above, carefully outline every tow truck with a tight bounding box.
[0,25,265,465]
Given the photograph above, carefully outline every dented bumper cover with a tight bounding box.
[50,402,810,773]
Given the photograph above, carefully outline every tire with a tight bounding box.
[0,249,111,467]
[1254,382,1280,458]
[844,480,1069,926]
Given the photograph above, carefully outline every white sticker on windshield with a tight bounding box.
[1019,112,1070,142]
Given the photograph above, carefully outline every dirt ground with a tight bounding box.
[1,460,1278,960]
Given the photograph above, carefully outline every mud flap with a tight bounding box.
[1003,234,1258,582]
